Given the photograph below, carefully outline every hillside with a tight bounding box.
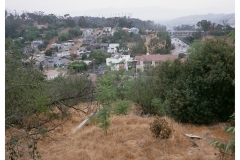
[33,103,232,160]
[156,13,235,26]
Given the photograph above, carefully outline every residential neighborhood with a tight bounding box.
[18,24,195,81]
[5,6,235,160]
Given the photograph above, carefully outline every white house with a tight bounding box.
[107,43,119,53]
[83,29,93,38]
[106,55,132,71]
[56,51,70,57]
[103,27,111,32]
[51,43,61,49]
[129,27,139,34]
[31,40,43,49]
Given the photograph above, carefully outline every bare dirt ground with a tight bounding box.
[31,103,233,160]
[45,28,83,53]
[45,28,70,50]
[71,36,83,53]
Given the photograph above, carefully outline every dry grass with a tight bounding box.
[7,103,232,160]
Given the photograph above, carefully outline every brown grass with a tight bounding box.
[7,103,232,160]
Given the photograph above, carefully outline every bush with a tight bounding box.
[68,61,88,73]
[211,113,235,159]
[155,38,235,124]
[178,53,186,59]
[150,118,172,139]
[150,98,167,116]
[112,100,131,115]
[44,50,52,56]
[90,107,111,133]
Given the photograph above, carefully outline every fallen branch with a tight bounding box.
[185,134,202,139]
[72,112,97,133]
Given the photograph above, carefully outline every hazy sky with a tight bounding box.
[5,0,235,20]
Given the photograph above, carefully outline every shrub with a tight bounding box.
[44,50,52,56]
[178,53,186,59]
[150,98,167,116]
[112,100,131,115]
[150,117,172,139]
[210,113,235,159]
[90,107,111,134]
[155,38,235,124]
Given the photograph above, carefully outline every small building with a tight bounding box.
[107,43,119,53]
[135,54,178,71]
[106,55,132,71]
[100,43,109,51]
[129,27,139,34]
[83,29,93,38]
[103,27,111,32]
[31,40,43,49]
[35,57,47,67]
[44,70,60,80]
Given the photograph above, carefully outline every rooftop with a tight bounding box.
[135,54,178,65]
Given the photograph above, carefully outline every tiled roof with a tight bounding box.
[36,57,46,62]
[135,54,178,65]
[44,70,59,79]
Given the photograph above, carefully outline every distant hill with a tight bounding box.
[155,13,235,26]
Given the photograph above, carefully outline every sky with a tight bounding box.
[5,0,235,20]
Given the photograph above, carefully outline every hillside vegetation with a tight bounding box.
[35,105,232,160]
[5,10,235,160]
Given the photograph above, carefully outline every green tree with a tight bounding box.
[88,49,111,65]
[101,36,108,43]
[68,26,82,37]
[58,33,72,42]
[39,62,43,71]
[155,38,235,123]
[112,100,131,115]
[148,30,171,54]
[68,61,88,73]
[192,31,202,40]
[44,50,52,56]
[187,40,203,54]
[6,37,95,157]
[197,20,211,39]
[81,54,87,60]
[130,41,146,56]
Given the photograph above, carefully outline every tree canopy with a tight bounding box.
[154,38,235,123]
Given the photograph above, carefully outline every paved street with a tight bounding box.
[171,38,190,55]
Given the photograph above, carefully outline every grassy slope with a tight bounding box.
[36,103,231,160]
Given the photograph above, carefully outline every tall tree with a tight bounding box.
[197,20,211,39]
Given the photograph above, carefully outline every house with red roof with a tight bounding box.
[134,53,178,71]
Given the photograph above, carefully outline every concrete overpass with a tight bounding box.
[167,31,203,37]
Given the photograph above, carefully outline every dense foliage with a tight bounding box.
[68,26,82,37]
[68,61,88,73]
[148,30,171,54]
[88,49,111,65]
[5,38,95,159]
[155,38,234,123]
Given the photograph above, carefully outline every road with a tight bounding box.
[171,38,190,55]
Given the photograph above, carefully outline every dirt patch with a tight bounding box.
[45,28,70,51]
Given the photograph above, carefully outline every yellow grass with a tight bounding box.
[7,103,232,160]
